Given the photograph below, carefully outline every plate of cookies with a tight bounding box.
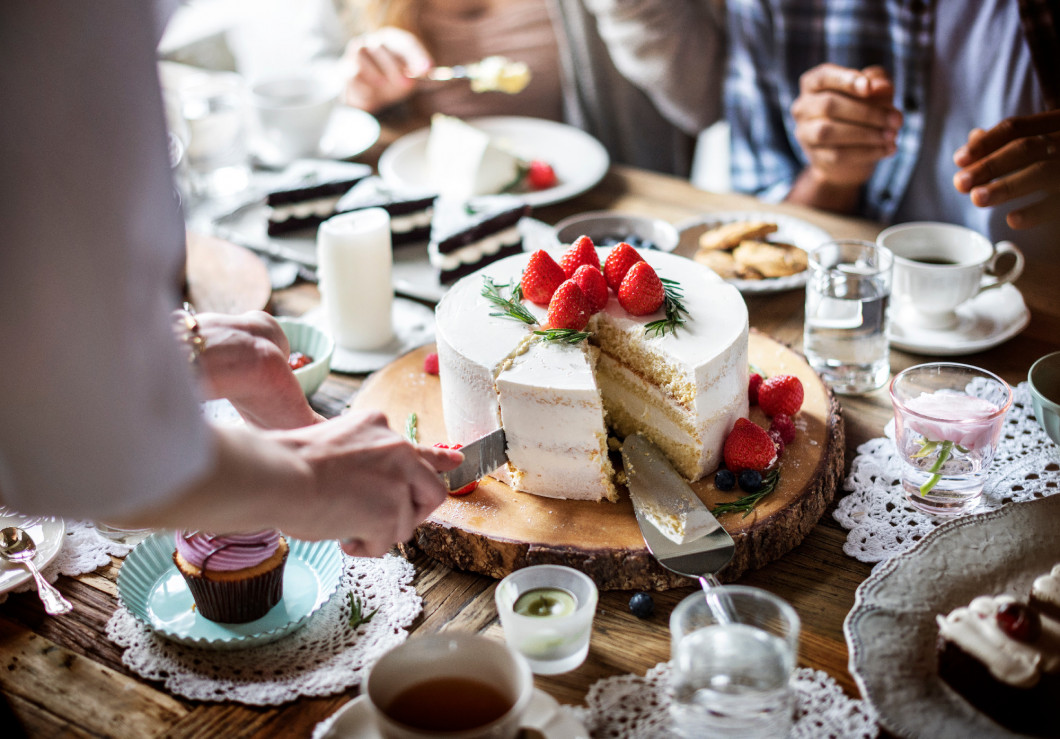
[674,211,831,293]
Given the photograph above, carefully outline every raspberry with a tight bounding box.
[748,373,764,405]
[423,352,440,375]
[768,428,786,456]
[996,602,1042,643]
[770,412,796,444]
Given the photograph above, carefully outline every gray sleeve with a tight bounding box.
[0,1,213,520]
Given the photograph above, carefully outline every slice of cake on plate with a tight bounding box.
[429,195,531,285]
[335,176,437,246]
[936,569,1060,737]
[264,160,372,235]
[426,114,523,200]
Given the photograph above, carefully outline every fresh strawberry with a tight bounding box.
[758,374,805,417]
[559,235,602,279]
[423,352,440,375]
[571,264,609,313]
[521,250,566,306]
[545,279,592,331]
[723,417,778,472]
[748,372,764,405]
[526,159,557,190]
[769,412,796,444]
[617,261,665,316]
[603,242,644,292]
[433,442,478,495]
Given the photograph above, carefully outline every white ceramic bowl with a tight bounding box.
[553,211,679,253]
[276,317,334,397]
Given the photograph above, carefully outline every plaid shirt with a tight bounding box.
[726,0,1059,223]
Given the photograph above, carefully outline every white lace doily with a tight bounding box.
[835,381,1060,564]
[571,662,878,738]
[106,553,421,705]
[0,521,139,604]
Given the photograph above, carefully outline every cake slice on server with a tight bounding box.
[429,195,531,285]
[265,160,372,235]
[335,175,438,245]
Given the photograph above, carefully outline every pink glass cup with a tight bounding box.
[890,362,1012,515]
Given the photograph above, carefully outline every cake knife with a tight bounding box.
[439,428,508,492]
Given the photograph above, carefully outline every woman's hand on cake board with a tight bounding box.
[192,311,325,430]
[340,27,433,114]
[272,410,464,558]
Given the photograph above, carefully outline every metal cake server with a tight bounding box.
[621,433,735,623]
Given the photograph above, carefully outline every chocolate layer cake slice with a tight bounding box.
[335,176,437,246]
[428,195,531,284]
[265,160,372,235]
[937,591,1060,737]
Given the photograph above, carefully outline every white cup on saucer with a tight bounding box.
[249,72,338,164]
[877,222,1024,330]
[365,633,535,739]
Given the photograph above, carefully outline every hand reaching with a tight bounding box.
[787,64,903,211]
[340,27,432,113]
[953,109,1060,229]
[192,310,323,430]
[271,410,463,557]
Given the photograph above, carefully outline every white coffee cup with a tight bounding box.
[249,73,338,163]
[877,221,1024,330]
[365,633,535,739]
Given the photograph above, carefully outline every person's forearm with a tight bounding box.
[785,168,864,215]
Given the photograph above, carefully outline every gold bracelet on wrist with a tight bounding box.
[174,302,206,364]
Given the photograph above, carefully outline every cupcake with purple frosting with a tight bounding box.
[173,530,289,624]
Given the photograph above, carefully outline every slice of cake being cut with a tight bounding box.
[335,176,437,245]
[265,160,372,235]
[435,247,748,501]
[429,195,531,285]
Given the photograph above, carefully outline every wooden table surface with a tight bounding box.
[2,154,1059,737]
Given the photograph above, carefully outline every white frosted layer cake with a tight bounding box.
[435,249,749,501]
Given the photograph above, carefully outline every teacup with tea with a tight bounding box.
[877,221,1024,330]
[365,632,535,739]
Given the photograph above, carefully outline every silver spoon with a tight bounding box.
[0,526,72,614]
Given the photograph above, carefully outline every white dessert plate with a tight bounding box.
[299,300,435,374]
[316,688,589,739]
[889,283,1031,356]
[845,493,1060,738]
[378,116,610,208]
[253,106,381,168]
[117,533,342,650]
[0,514,65,595]
[674,210,833,293]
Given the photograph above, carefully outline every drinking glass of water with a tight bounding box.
[669,586,800,739]
[804,240,894,395]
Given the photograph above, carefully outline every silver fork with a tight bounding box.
[621,434,737,623]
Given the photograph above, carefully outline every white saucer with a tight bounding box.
[301,300,435,374]
[316,689,588,739]
[253,107,381,168]
[0,514,65,595]
[888,283,1030,356]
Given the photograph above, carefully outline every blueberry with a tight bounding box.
[738,469,763,493]
[714,468,736,491]
[629,591,655,619]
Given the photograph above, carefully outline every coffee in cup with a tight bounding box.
[876,221,1024,330]
[365,633,534,739]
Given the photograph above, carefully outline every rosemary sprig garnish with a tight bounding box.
[482,277,535,325]
[644,278,690,337]
[405,412,418,443]
[348,592,379,629]
[712,469,780,518]
[533,328,591,344]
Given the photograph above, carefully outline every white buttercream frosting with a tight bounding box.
[429,225,520,270]
[268,195,342,223]
[426,114,520,200]
[434,248,749,501]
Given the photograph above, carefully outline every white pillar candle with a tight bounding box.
[317,208,395,350]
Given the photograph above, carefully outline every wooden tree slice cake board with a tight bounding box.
[352,330,844,590]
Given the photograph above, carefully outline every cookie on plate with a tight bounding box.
[697,221,778,252]
[732,240,808,278]
[694,248,763,280]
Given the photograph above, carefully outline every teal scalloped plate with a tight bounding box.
[117,532,342,650]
